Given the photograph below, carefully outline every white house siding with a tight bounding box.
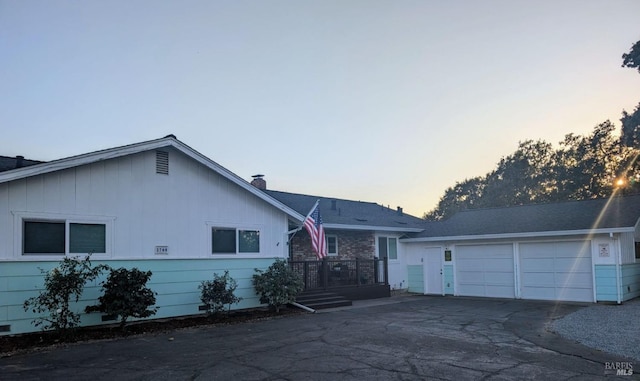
[619,232,636,264]
[0,148,291,335]
[402,234,637,303]
[0,148,289,261]
[385,233,408,291]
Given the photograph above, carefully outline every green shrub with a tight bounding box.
[23,255,109,338]
[252,259,303,313]
[86,267,157,331]
[199,270,243,315]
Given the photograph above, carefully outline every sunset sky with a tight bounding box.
[2,1,639,216]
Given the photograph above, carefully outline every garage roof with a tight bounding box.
[408,195,640,240]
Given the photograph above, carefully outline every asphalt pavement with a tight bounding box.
[0,295,635,380]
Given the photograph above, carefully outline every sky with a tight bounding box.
[1,1,640,217]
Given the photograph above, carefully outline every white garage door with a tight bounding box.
[519,241,593,302]
[456,244,515,298]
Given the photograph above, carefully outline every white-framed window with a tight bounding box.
[15,212,113,257]
[211,227,260,254]
[377,236,398,260]
[326,235,338,256]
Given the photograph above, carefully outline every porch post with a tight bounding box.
[355,257,360,286]
[322,257,329,290]
[374,258,379,284]
[384,257,389,286]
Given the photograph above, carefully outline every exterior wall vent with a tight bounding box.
[156,151,169,175]
[0,324,10,332]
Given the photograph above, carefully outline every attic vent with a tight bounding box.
[156,151,169,175]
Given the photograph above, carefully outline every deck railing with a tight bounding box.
[289,257,388,291]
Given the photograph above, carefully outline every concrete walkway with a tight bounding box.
[0,295,633,380]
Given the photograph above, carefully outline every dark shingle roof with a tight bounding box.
[412,195,640,238]
[0,156,43,172]
[264,190,425,230]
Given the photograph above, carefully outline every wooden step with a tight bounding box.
[295,290,352,310]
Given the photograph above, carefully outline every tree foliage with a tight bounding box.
[425,38,640,220]
[425,121,640,220]
[622,39,640,73]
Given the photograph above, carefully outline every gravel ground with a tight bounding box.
[551,298,640,361]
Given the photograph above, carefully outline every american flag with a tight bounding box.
[303,200,327,259]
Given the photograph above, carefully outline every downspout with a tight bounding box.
[290,302,316,313]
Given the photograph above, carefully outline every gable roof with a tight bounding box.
[264,189,425,232]
[0,156,43,172]
[404,195,640,242]
[0,136,305,222]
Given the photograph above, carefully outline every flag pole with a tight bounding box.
[287,199,320,236]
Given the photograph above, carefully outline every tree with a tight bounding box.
[423,177,486,220]
[622,39,640,73]
[424,39,640,220]
[620,102,640,148]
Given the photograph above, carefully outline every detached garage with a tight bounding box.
[402,195,640,303]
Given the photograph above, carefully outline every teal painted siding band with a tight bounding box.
[595,263,640,302]
[407,265,424,293]
[1,257,279,335]
[443,266,454,295]
[594,264,617,302]
[621,263,640,301]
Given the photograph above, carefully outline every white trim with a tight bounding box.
[326,234,338,256]
[324,223,422,233]
[13,211,115,260]
[400,227,635,243]
[206,222,263,256]
[0,136,305,223]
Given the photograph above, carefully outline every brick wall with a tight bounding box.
[290,229,375,261]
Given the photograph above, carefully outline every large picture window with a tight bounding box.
[23,219,108,256]
[212,228,260,254]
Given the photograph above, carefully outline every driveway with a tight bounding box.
[0,295,633,380]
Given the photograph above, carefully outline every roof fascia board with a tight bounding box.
[400,227,635,243]
[0,137,305,222]
[0,138,173,183]
[323,223,423,232]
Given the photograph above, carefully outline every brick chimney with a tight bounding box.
[250,174,266,190]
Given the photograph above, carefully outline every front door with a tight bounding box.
[424,247,443,295]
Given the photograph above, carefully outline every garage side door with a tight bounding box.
[456,244,515,298]
[519,241,593,302]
